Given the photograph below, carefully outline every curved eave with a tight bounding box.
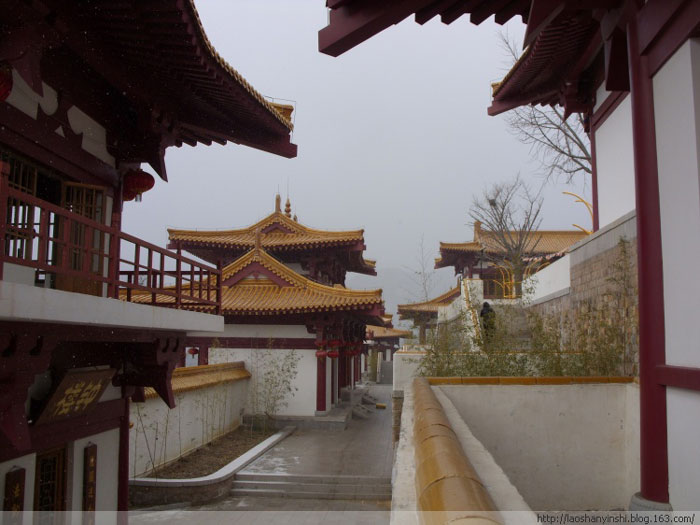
[54,0,296,159]
[318,0,530,57]
[489,13,600,116]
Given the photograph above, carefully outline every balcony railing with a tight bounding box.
[0,176,222,314]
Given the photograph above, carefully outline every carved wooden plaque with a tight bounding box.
[35,368,116,425]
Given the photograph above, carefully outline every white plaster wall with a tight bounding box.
[68,428,119,523]
[654,39,700,369]
[3,263,36,286]
[0,453,35,524]
[654,41,700,510]
[129,379,248,478]
[666,387,700,510]
[209,347,316,417]
[440,384,640,510]
[392,351,424,392]
[595,88,637,228]
[524,254,570,302]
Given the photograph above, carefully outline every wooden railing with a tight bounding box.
[0,176,222,314]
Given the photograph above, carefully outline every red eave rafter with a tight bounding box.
[318,0,530,57]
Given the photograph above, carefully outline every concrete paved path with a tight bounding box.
[240,384,393,478]
[132,384,393,523]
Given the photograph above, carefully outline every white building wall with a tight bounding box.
[524,254,570,303]
[203,323,317,417]
[210,347,316,417]
[0,453,35,524]
[129,380,248,478]
[653,38,700,511]
[68,428,119,523]
[595,87,637,227]
[441,384,640,511]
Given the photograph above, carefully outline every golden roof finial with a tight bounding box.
[284,197,292,218]
[275,194,281,213]
[293,214,298,222]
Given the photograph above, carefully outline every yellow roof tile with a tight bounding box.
[397,285,462,317]
[144,362,250,399]
[128,248,384,318]
[366,325,413,339]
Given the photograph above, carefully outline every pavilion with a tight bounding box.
[174,198,385,417]
[436,221,587,298]
[397,286,462,344]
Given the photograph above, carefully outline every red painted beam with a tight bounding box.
[657,365,700,392]
[319,0,433,57]
[627,13,669,504]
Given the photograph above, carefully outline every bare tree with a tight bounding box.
[469,175,543,296]
[403,234,435,302]
[500,33,591,183]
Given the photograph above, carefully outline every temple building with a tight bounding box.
[0,0,295,519]
[436,222,587,299]
[175,198,385,418]
[168,194,376,285]
[397,286,462,344]
[318,0,700,511]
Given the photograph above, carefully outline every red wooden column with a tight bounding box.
[117,393,129,521]
[315,329,327,413]
[316,352,327,413]
[627,13,669,505]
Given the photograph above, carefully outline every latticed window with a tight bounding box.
[34,448,66,520]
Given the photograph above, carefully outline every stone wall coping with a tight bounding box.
[129,426,294,488]
[527,287,570,307]
[568,210,637,253]
[412,377,501,522]
[427,377,635,385]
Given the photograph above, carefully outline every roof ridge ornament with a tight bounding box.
[285,197,292,218]
[254,228,262,252]
[275,194,281,213]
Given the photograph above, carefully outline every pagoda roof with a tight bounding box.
[366,325,412,340]
[126,247,384,321]
[435,223,587,269]
[217,249,383,319]
[397,286,462,319]
[25,0,297,176]
[168,197,376,275]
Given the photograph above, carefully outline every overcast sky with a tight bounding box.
[122,1,591,314]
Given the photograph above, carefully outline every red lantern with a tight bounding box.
[315,340,327,348]
[122,189,137,202]
[187,347,199,356]
[123,169,155,201]
[0,63,12,102]
[327,349,339,359]
[315,349,327,359]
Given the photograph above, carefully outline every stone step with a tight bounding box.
[231,488,392,501]
[235,473,391,485]
[232,480,391,494]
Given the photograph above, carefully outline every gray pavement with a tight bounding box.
[132,384,394,523]
[240,384,393,478]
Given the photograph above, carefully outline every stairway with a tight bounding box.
[232,473,392,500]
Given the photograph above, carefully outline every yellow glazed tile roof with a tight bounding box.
[366,325,413,339]
[186,0,293,131]
[435,228,587,267]
[217,249,383,315]
[144,362,250,399]
[169,211,365,250]
[397,285,462,316]
[128,248,384,317]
